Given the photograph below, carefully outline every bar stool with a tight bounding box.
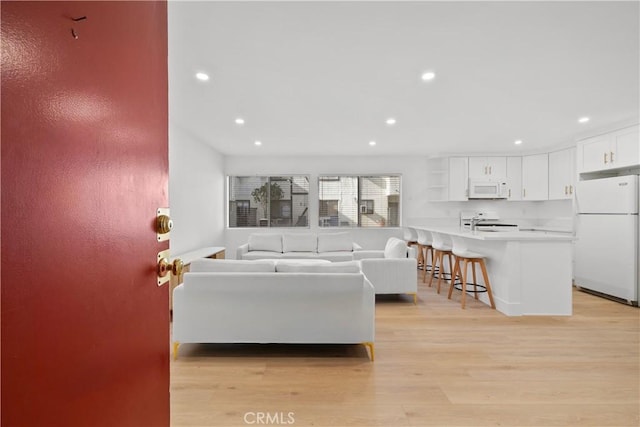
[429,231,455,294]
[415,229,435,282]
[405,227,424,270]
[448,236,496,309]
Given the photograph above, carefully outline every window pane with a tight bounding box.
[318,175,400,228]
[228,176,309,228]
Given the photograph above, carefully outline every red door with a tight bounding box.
[1,2,170,426]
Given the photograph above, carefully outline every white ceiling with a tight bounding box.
[168,1,639,157]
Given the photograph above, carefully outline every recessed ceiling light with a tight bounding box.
[235,118,245,125]
[369,141,377,146]
[421,71,436,81]
[514,140,523,145]
[386,118,396,125]
[254,141,262,146]
[578,117,590,123]
[195,72,209,81]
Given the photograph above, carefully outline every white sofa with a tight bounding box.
[172,259,376,361]
[236,232,363,261]
[353,238,419,303]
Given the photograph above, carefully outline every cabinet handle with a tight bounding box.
[610,151,614,163]
[523,188,526,198]
[508,189,511,198]
[604,152,608,164]
[484,166,488,174]
[564,186,568,195]
[489,166,492,174]
[569,185,573,195]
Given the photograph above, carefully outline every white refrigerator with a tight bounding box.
[575,175,639,304]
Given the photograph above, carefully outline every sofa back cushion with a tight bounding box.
[282,233,317,252]
[276,260,360,273]
[384,237,408,259]
[317,232,353,252]
[190,259,276,273]
[248,234,283,253]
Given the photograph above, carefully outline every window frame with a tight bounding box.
[227,175,311,229]
[317,174,402,228]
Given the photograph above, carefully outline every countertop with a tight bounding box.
[411,225,575,241]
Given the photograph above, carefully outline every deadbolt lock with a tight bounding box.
[156,208,171,242]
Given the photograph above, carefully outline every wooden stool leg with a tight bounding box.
[417,244,425,270]
[436,251,447,294]
[428,250,436,286]
[448,257,460,299]
[461,259,469,309]
[472,259,478,300]
[479,259,496,309]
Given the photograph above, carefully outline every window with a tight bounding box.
[228,176,309,228]
[318,175,400,227]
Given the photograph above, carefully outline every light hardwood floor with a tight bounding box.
[171,274,640,427]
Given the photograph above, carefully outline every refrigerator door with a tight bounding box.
[576,175,638,214]
[574,214,638,303]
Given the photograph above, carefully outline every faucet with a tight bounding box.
[470,216,483,231]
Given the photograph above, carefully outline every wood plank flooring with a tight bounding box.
[170,274,640,426]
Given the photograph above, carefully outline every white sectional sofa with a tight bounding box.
[172,259,376,361]
[353,237,419,303]
[236,232,362,261]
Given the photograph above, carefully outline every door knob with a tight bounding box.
[157,249,183,286]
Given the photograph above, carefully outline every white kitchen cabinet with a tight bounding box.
[427,157,468,201]
[522,153,549,200]
[548,147,576,200]
[578,124,639,173]
[468,156,506,181]
[506,156,522,201]
[448,157,469,201]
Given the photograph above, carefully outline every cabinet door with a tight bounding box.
[486,156,507,180]
[468,157,488,180]
[506,156,522,201]
[522,153,549,200]
[548,148,572,200]
[448,157,469,201]
[580,134,611,173]
[611,125,640,169]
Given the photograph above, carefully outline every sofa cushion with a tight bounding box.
[317,232,353,252]
[282,233,317,252]
[282,252,317,259]
[316,251,354,262]
[241,251,284,260]
[276,260,361,273]
[190,259,276,272]
[248,234,283,253]
[384,237,408,259]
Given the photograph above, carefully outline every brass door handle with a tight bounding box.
[157,215,173,234]
[157,249,183,286]
[158,257,183,278]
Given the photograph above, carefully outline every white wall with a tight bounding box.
[169,125,225,255]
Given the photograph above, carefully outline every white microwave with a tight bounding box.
[468,180,508,199]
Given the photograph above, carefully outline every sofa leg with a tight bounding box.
[172,341,180,361]
[362,342,375,362]
[407,292,417,305]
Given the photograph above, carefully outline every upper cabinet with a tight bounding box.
[506,156,522,201]
[468,156,507,181]
[578,125,639,174]
[548,147,576,200]
[427,157,468,201]
[522,153,549,201]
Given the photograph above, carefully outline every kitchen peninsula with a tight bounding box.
[413,226,574,316]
